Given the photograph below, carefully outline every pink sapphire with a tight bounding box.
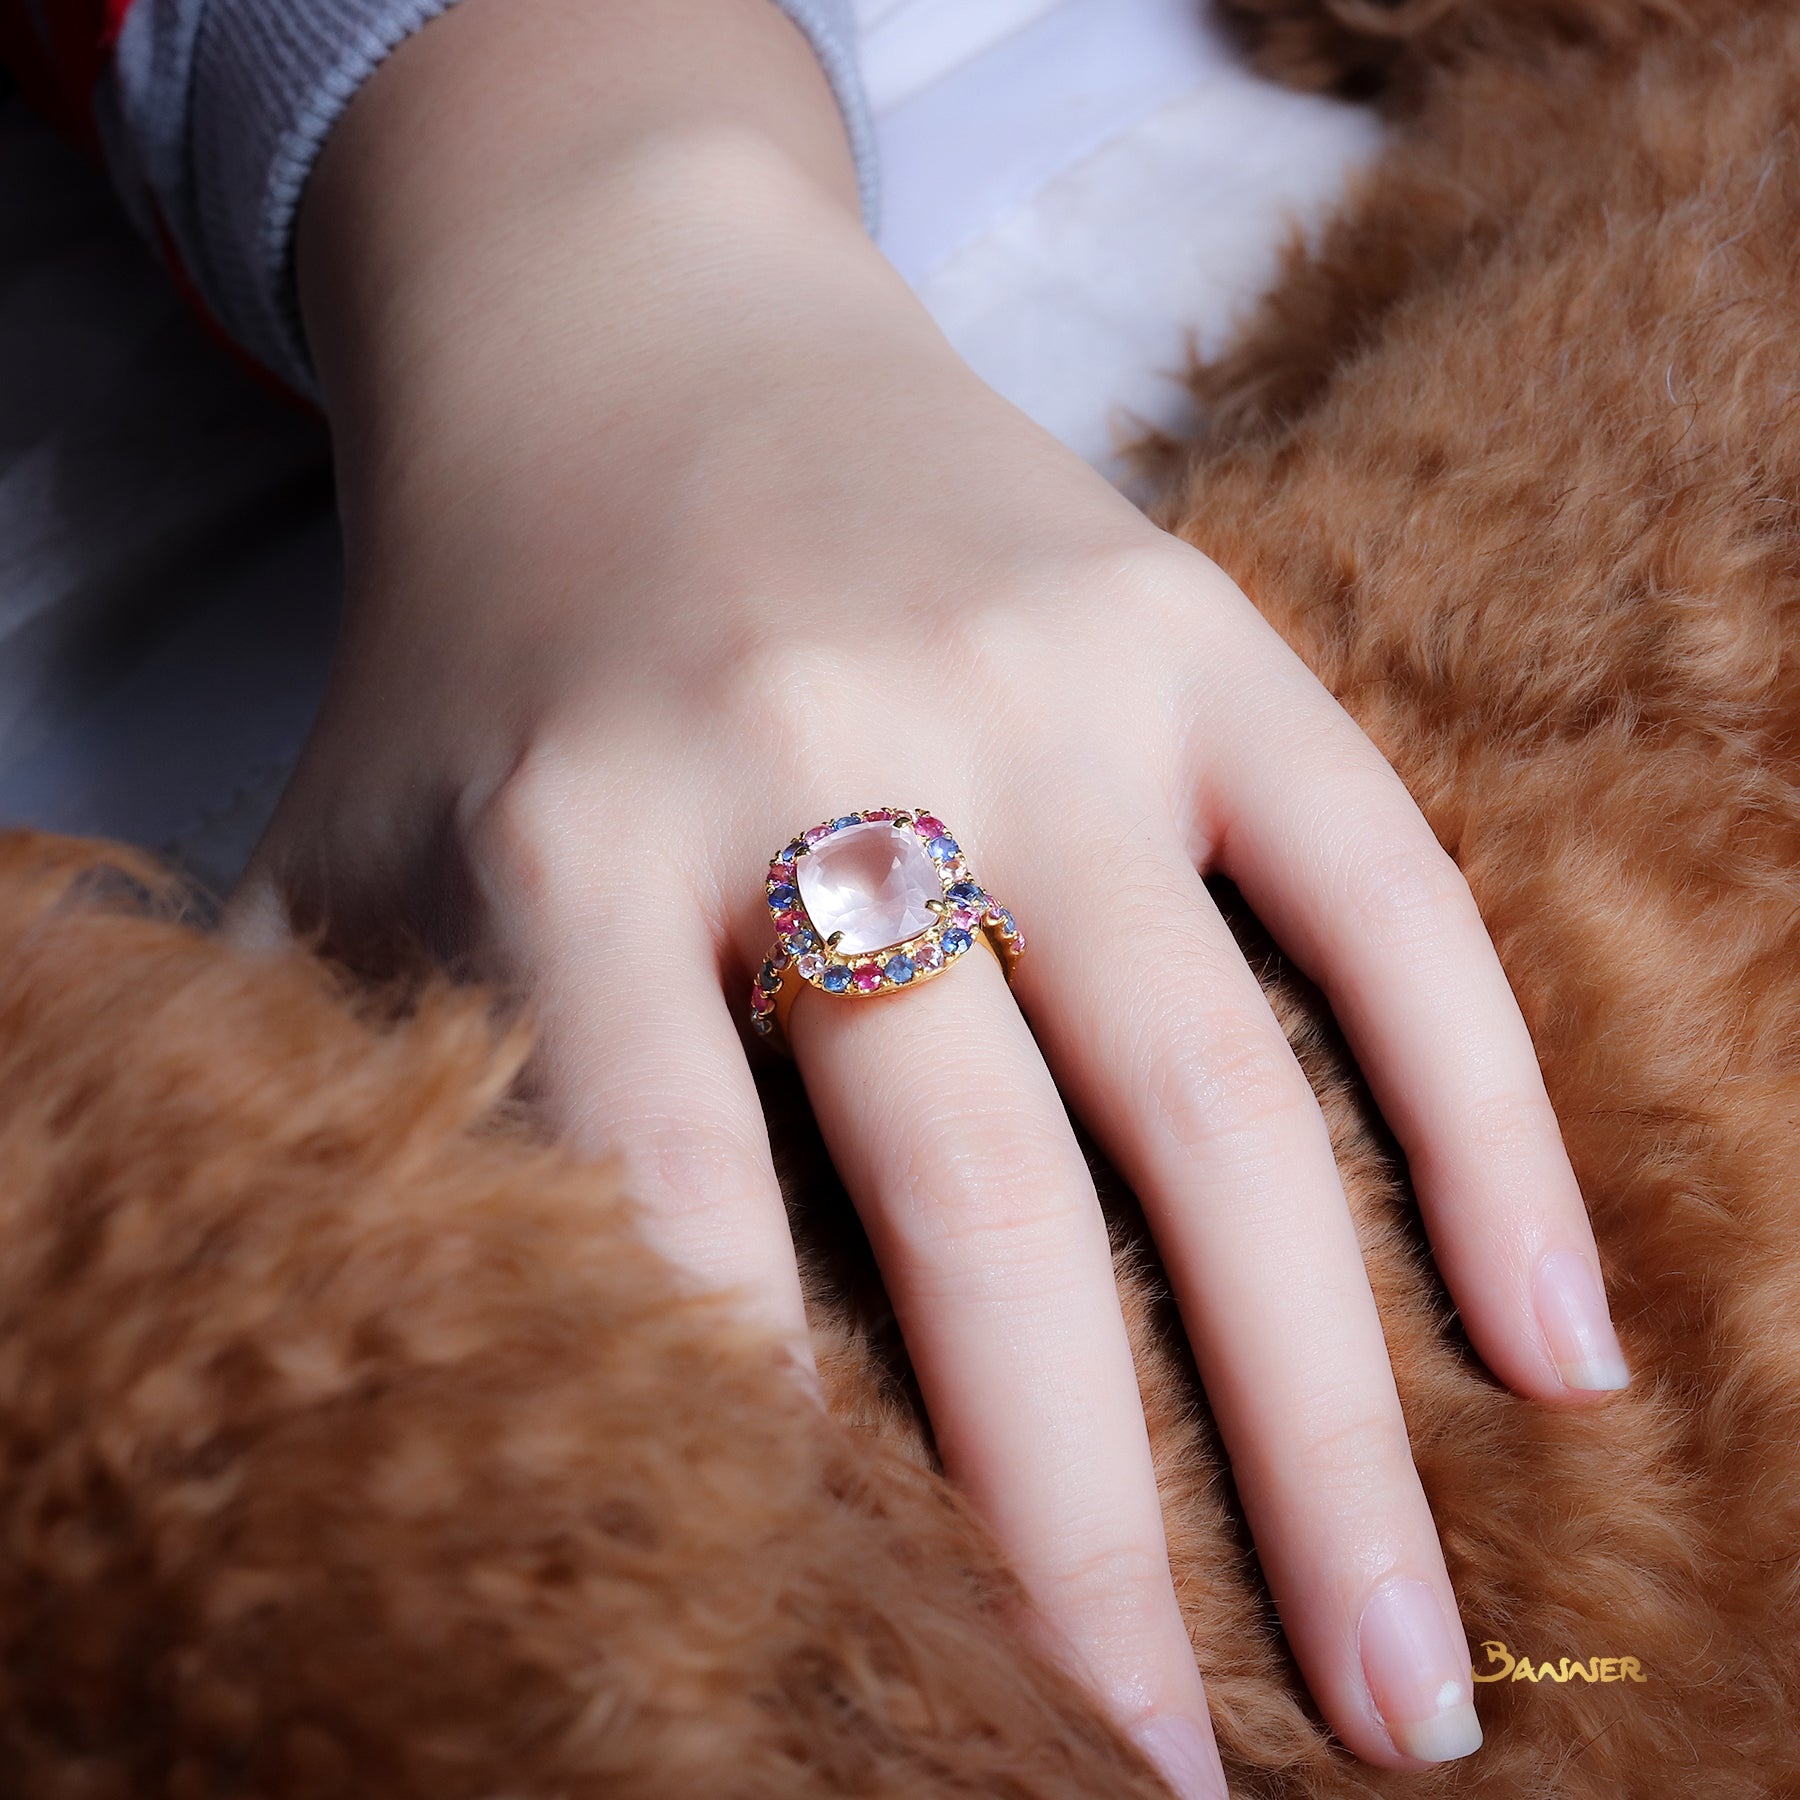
[913,814,947,840]
[851,963,884,992]
[913,940,943,972]
[863,807,894,820]
[774,908,808,935]
[750,982,769,1012]
[951,905,981,930]
[794,820,947,957]
[768,861,793,886]
[804,824,830,845]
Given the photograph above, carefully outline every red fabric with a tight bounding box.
[0,0,134,154]
[2,0,315,410]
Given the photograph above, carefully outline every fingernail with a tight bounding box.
[1357,1576,1483,1763]
[1534,1248,1631,1391]
[1130,1714,1230,1800]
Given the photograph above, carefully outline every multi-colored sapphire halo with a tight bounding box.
[748,808,1024,1052]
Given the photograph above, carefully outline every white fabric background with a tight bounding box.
[863,0,1376,478]
[0,2,1375,889]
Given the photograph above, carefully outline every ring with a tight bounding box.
[748,807,1025,1054]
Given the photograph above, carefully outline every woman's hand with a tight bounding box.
[232,2,1629,1792]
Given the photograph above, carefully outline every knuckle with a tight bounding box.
[1288,1399,1416,1490]
[709,632,858,758]
[1456,1087,1552,1164]
[886,1115,1092,1285]
[456,746,591,916]
[618,1124,788,1285]
[1108,533,1225,618]
[700,629,927,791]
[1040,1537,1175,1626]
[914,534,1200,718]
[1146,1006,1315,1161]
[637,1116,771,1213]
[918,586,1068,731]
[1342,835,1476,949]
[1095,534,1260,682]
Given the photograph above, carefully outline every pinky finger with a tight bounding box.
[225,836,813,1363]
[522,916,814,1362]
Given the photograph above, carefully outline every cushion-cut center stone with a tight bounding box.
[795,821,944,956]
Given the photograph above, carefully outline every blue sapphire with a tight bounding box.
[751,1014,772,1035]
[787,927,817,954]
[925,834,959,862]
[831,815,861,832]
[759,959,783,988]
[996,909,1016,935]
[883,953,915,985]
[821,964,852,993]
[947,881,983,903]
[780,843,800,863]
[767,883,799,911]
[942,927,972,957]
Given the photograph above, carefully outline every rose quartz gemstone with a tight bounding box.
[795,821,945,956]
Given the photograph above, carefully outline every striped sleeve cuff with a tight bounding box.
[102,0,879,401]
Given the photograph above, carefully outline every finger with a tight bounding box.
[402,778,817,1360]
[230,828,812,1365]
[1199,678,1630,1403]
[788,936,1228,1800]
[1018,828,1482,1770]
[516,928,814,1369]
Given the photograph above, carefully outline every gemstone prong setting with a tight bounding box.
[747,806,1024,1052]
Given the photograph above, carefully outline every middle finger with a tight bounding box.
[788,925,1226,1796]
[1015,821,1483,1770]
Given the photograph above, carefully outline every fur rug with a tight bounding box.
[2,0,1795,1793]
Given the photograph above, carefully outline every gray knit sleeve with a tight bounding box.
[95,0,877,402]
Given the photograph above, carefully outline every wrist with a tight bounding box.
[293,0,902,519]
[309,124,894,431]
[313,132,963,579]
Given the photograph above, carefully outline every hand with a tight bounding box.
[231,2,1629,1790]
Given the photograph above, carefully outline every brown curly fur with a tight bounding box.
[1217,0,1757,100]
[0,837,1176,1797]
[4,0,1799,1792]
[1149,0,1800,1791]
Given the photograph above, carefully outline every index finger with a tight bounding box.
[1198,670,1630,1405]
